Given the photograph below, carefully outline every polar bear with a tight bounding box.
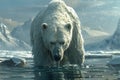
[30,0,85,67]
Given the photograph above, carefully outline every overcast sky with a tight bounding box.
[0,0,120,34]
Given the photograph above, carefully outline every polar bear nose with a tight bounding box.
[54,54,61,62]
[53,47,61,62]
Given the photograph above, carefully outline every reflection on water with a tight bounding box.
[0,53,120,80]
[34,65,83,80]
[0,58,34,80]
[0,67,34,80]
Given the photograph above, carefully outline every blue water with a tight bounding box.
[0,50,120,80]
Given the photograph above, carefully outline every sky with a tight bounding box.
[0,0,120,34]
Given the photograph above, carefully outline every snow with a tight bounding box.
[11,19,32,45]
[0,50,32,58]
[0,23,10,35]
[11,57,26,65]
[1,50,120,59]
[85,50,120,59]
[87,50,120,54]
[82,27,109,37]
[0,22,31,50]
[82,27,110,45]
[109,19,120,48]
[85,18,120,50]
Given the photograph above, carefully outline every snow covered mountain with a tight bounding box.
[0,22,31,50]
[85,18,120,50]
[11,19,32,45]
[82,27,110,45]
[10,18,109,46]
[10,18,110,49]
[0,23,10,40]
[0,17,118,51]
[108,18,120,49]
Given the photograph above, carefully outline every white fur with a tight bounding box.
[31,0,85,67]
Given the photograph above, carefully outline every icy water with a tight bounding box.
[0,50,120,80]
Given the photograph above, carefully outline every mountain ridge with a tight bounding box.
[0,22,31,50]
[85,18,120,50]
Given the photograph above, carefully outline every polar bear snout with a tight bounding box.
[54,54,61,62]
[53,47,62,62]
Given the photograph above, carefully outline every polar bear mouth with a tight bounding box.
[53,47,62,62]
[48,47,62,62]
[54,54,61,62]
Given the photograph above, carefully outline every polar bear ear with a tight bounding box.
[65,23,71,31]
[41,23,48,30]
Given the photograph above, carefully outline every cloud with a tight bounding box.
[0,17,23,27]
[100,10,120,17]
[64,0,80,8]
[89,0,106,8]
[77,0,106,9]
[79,10,120,17]
[78,0,120,17]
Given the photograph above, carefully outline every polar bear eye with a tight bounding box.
[65,23,71,31]
[59,41,65,45]
[42,23,48,29]
[50,42,56,45]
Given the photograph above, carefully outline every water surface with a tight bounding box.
[0,50,120,80]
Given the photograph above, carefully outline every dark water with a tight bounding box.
[0,58,34,80]
[0,54,120,80]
